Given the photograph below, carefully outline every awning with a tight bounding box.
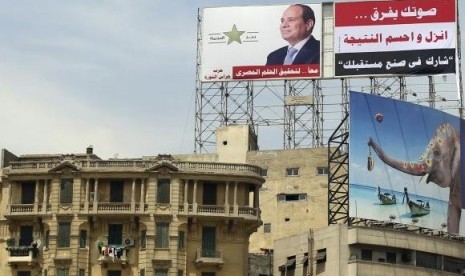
[316,251,327,263]
[279,258,296,271]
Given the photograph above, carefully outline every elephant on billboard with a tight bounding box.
[368,123,461,233]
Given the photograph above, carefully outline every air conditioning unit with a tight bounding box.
[124,238,135,247]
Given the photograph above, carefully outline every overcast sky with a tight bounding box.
[1,1,463,159]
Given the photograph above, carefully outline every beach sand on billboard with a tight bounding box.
[350,184,449,230]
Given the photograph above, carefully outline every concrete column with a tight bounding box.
[140,179,145,208]
[84,179,89,212]
[254,186,259,208]
[34,180,39,213]
[193,180,198,213]
[233,182,238,215]
[225,182,230,215]
[131,178,136,212]
[93,179,98,212]
[184,180,189,212]
[43,180,48,213]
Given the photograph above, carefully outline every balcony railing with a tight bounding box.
[198,205,225,214]
[178,204,260,219]
[7,246,39,264]
[97,202,131,212]
[9,160,263,177]
[10,204,34,213]
[195,248,224,268]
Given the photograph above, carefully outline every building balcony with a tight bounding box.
[195,248,224,268]
[98,246,129,266]
[179,204,260,220]
[7,246,39,265]
[6,203,51,217]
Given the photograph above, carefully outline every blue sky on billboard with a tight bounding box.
[0,0,463,159]
[349,91,462,232]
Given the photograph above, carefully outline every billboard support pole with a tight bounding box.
[429,76,436,109]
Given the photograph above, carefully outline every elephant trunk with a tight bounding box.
[368,137,429,176]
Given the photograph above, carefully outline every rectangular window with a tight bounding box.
[19,225,33,246]
[108,224,123,245]
[140,230,147,249]
[154,269,168,276]
[286,167,299,176]
[361,249,372,261]
[140,269,145,276]
[444,256,465,273]
[110,180,124,202]
[203,182,217,205]
[178,231,185,250]
[57,222,71,248]
[56,268,69,276]
[277,193,307,201]
[302,252,309,268]
[263,223,271,233]
[177,270,183,276]
[202,226,216,257]
[45,230,50,248]
[155,222,169,248]
[157,179,171,204]
[417,251,441,270]
[18,272,31,276]
[317,167,328,175]
[60,179,73,204]
[260,168,268,177]
[78,269,85,276]
[316,248,327,264]
[79,230,87,248]
[108,271,121,276]
[21,181,35,204]
[386,252,396,264]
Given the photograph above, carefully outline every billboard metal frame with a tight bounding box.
[194,1,463,154]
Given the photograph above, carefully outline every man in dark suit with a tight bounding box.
[266,4,320,65]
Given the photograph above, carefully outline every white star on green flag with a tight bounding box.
[223,24,245,45]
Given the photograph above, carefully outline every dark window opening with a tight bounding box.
[316,248,327,264]
[286,168,299,176]
[57,222,71,248]
[79,230,87,248]
[19,225,33,246]
[203,182,217,205]
[264,223,271,233]
[202,226,216,257]
[361,249,372,261]
[156,222,169,248]
[417,251,441,270]
[21,181,35,204]
[110,180,124,202]
[108,224,123,245]
[277,193,307,201]
[317,167,328,175]
[60,179,73,204]
[157,179,171,204]
[386,252,396,264]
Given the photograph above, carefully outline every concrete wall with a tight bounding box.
[247,147,329,253]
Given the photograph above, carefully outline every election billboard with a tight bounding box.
[335,0,456,77]
[349,91,463,234]
[201,4,322,82]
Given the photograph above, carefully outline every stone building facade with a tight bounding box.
[0,145,264,276]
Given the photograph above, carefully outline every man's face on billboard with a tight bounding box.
[280,5,314,45]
